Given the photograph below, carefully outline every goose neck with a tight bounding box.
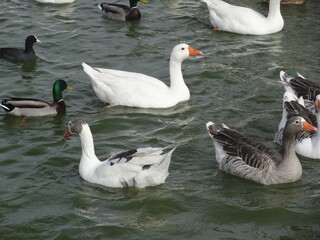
[280,126,300,168]
[78,125,99,164]
[169,56,186,89]
[282,138,297,161]
[267,0,281,19]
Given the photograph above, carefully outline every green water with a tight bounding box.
[0,0,319,239]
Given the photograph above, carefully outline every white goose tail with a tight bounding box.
[82,62,99,81]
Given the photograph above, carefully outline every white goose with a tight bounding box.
[206,116,317,185]
[201,0,284,35]
[64,118,176,188]
[81,43,203,108]
[294,95,320,159]
[275,91,320,159]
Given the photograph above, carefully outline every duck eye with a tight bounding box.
[181,47,185,51]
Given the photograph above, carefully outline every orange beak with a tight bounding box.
[64,128,72,138]
[188,46,203,56]
[302,121,317,132]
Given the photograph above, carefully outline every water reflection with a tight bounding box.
[21,58,37,72]
[74,183,176,230]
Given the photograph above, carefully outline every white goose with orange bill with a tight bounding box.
[82,43,203,108]
[275,90,320,159]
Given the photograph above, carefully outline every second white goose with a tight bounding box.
[64,118,176,188]
[201,0,284,35]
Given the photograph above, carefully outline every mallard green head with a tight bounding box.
[130,0,149,8]
[52,79,72,103]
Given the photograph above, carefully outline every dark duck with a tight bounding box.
[0,35,41,62]
[98,0,149,21]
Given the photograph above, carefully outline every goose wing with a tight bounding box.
[215,127,280,168]
[95,147,168,187]
[202,0,266,25]
[280,71,320,101]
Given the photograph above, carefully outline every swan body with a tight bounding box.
[0,35,40,62]
[64,118,176,188]
[201,0,284,35]
[206,116,317,185]
[82,43,203,108]
[0,80,72,117]
[98,0,149,21]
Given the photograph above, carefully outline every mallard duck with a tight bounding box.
[35,0,75,4]
[82,43,203,108]
[0,79,72,117]
[0,35,41,62]
[64,118,176,188]
[98,0,149,21]
[201,0,284,35]
[206,116,317,185]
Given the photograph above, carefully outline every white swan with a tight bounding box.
[64,118,176,188]
[81,43,203,108]
[206,116,317,185]
[201,0,284,35]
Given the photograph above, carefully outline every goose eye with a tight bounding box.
[181,47,185,51]
[295,120,299,124]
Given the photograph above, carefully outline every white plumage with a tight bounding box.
[201,0,283,35]
[82,43,203,108]
[64,118,176,188]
